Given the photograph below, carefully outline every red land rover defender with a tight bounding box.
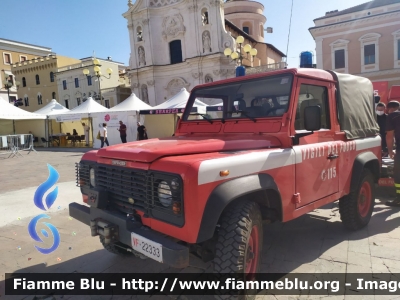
[70,68,381,275]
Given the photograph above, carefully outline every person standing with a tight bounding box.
[385,100,400,207]
[100,123,110,148]
[82,122,90,146]
[117,121,127,143]
[376,102,388,156]
[137,122,148,141]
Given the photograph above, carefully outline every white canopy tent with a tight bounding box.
[91,93,151,148]
[0,96,46,136]
[51,97,109,147]
[139,88,208,139]
[34,99,70,117]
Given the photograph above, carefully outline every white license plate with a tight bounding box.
[131,232,163,263]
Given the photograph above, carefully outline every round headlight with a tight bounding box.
[171,178,180,190]
[90,168,96,187]
[158,181,172,207]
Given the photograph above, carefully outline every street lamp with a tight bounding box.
[82,58,112,106]
[224,36,258,77]
[3,76,20,103]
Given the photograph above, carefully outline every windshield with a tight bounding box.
[183,74,293,121]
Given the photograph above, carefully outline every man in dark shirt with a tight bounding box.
[137,122,148,141]
[117,121,127,143]
[385,100,400,207]
[376,102,387,156]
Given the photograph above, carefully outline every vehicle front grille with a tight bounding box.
[76,162,184,226]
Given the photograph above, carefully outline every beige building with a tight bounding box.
[309,0,400,89]
[11,55,81,112]
[55,57,128,110]
[0,38,52,103]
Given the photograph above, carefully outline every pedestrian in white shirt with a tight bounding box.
[81,122,90,146]
[100,123,109,148]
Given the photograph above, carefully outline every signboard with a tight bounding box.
[96,112,128,128]
[140,107,197,115]
[372,81,389,104]
[389,85,400,101]
[55,115,82,122]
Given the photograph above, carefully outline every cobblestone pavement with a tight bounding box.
[1,151,400,300]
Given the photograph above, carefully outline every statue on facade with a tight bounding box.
[138,46,146,66]
[205,75,213,83]
[202,31,212,53]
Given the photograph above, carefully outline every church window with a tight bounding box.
[169,40,183,64]
[137,26,143,42]
[201,9,209,25]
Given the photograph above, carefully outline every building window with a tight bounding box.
[65,99,69,109]
[393,29,400,68]
[50,72,55,82]
[35,74,40,85]
[37,94,43,105]
[75,78,79,88]
[77,98,81,106]
[243,27,249,34]
[87,76,92,86]
[201,9,209,26]
[52,92,56,99]
[63,80,67,90]
[242,22,252,35]
[105,99,110,108]
[330,39,349,73]
[260,24,264,38]
[24,97,29,106]
[364,44,375,65]
[169,40,183,64]
[22,77,26,87]
[20,55,27,62]
[137,26,143,42]
[359,33,380,73]
[3,53,11,64]
[334,49,345,69]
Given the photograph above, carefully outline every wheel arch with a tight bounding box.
[196,173,282,243]
[350,151,380,192]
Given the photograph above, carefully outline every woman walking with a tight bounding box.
[100,123,109,148]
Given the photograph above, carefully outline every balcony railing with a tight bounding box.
[245,62,287,75]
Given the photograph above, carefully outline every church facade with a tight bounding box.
[123,0,285,105]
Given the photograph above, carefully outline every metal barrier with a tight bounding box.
[0,134,37,158]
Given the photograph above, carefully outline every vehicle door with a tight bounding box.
[292,79,339,208]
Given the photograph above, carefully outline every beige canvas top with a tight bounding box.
[327,71,380,140]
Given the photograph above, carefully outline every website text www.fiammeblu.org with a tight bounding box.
[6,273,400,295]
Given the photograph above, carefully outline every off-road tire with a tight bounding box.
[214,200,263,300]
[100,236,132,255]
[339,169,375,230]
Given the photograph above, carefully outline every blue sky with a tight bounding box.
[0,0,369,68]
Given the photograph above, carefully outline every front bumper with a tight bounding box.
[69,202,189,268]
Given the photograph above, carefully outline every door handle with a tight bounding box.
[328,154,339,159]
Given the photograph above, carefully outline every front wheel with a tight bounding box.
[339,169,375,230]
[214,200,263,292]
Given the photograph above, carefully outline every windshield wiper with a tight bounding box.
[227,110,257,123]
[190,113,213,124]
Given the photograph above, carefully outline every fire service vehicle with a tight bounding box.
[70,68,381,278]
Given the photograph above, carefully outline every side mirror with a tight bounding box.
[304,106,321,131]
[374,95,381,104]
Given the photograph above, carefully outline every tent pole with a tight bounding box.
[90,115,93,148]
[13,120,15,134]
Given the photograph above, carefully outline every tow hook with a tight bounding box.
[90,219,119,244]
[114,243,148,260]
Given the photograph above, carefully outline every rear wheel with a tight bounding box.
[214,200,263,299]
[339,169,375,230]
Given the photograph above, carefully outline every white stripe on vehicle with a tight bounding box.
[355,135,381,151]
[198,149,296,185]
[197,136,381,186]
